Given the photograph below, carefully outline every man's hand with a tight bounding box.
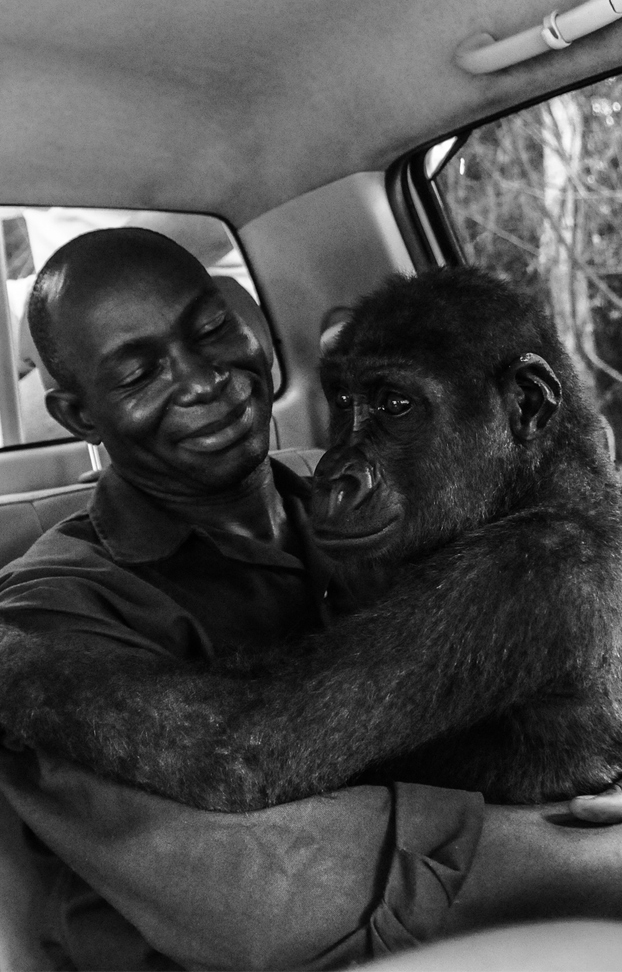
[570,782,622,823]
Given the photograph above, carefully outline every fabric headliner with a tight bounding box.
[0,0,620,225]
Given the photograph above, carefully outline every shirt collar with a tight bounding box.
[88,459,314,567]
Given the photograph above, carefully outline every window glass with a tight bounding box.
[428,75,622,463]
[0,208,278,448]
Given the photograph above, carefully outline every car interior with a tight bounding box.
[1,0,622,967]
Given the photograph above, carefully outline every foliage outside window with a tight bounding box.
[431,75,622,463]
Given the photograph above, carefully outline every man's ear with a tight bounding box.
[501,353,562,443]
[45,389,102,445]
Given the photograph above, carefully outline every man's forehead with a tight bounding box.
[53,249,217,320]
[81,239,208,289]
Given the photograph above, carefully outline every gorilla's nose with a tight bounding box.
[312,448,379,522]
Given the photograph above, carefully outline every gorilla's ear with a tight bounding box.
[501,354,562,443]
[45,389,102,446]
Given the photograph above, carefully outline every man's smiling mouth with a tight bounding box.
[176,401,253,453]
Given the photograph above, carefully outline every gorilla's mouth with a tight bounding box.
[312,514,401,553]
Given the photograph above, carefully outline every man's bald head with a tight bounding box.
[30,226,276,497]
[28,227,211,393]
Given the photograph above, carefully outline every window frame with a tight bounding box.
[387,66,622,274]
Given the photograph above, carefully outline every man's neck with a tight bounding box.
[147,458,293,549]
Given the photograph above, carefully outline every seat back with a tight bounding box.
[0,448,324,570]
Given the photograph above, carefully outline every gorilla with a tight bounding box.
[1,267,622,808]
[310,267,622,801]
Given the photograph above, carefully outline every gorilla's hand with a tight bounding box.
[570,782,622,823]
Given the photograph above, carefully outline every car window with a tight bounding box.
[425,74,622,464]
[0,207,278,449]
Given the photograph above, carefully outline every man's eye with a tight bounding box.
[195,313,228,340]
[117,362,156,388]
[377,391,412,416]
[334,392,353,410]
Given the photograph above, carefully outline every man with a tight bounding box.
[0,227,621,970]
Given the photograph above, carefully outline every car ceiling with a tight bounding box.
[1,0,622,227]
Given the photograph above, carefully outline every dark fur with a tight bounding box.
[1,267,622,809]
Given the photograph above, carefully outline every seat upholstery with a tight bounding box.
[0,447,324,570]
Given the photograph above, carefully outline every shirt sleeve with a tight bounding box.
[0,540,213,662]
[0,750,484,970]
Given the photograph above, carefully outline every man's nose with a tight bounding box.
[170,348,230,406]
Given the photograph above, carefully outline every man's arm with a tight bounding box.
[445,801,622,934]
[0,753,483,971]
[0,792,53,971]
[2,751,622,971]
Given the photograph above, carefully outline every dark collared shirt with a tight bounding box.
[0,460,484,970]
[0,459,333,662]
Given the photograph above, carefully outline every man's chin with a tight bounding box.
[112,425,271,499]
[181,433,271,494]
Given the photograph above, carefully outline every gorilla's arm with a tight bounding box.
[0,508,614,811]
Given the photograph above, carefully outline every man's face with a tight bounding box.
[49,248,275,497]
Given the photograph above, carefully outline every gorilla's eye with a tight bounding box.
[335,392,353,410]
[377,391,412,416]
